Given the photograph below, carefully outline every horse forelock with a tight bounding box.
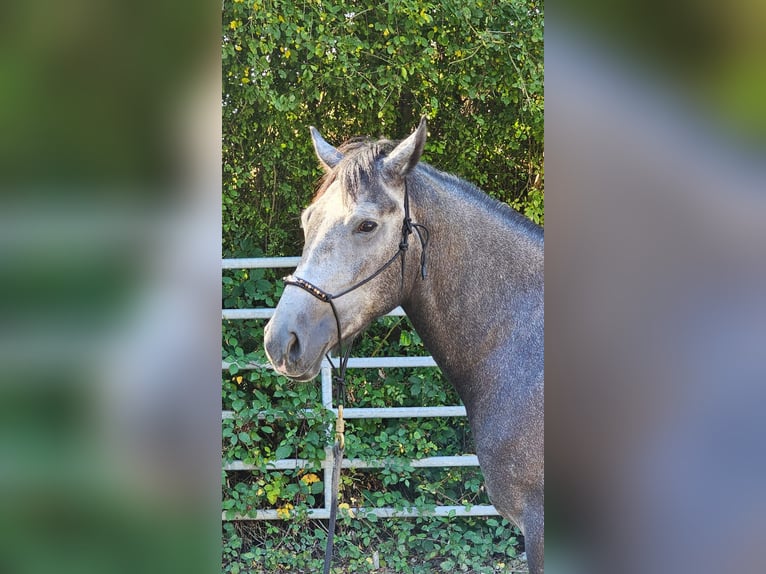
[313,137,398,204]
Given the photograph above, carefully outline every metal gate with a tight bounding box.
[222,257,498,520]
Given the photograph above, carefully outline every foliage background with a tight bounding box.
[222,0,543,571]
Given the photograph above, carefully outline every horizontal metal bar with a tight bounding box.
[222,360,271,371]
[224,504,499,521]
[341,405,465,418]
[344,355,436,368]
[224,459,311,471]
[222,257,301,269]
[222,306,407,320]
[224,455,479,472]
[222,355,437,372]
[223,309,274,320]
[221,405,466,421]
[403,455,479,468]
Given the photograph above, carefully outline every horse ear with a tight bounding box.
[383,116,427,179]
[310,126,343,171]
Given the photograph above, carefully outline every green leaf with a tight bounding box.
[274,444,292,459]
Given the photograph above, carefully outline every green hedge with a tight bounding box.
[223,0,543,257]
[222,0,543,571]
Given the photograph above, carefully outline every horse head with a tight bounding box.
[264,118,428,381]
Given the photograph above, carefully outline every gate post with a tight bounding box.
[321,359,334,512]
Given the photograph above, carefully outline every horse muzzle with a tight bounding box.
[263,308,332,381]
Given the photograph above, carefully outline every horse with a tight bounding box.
[264,117,544,573]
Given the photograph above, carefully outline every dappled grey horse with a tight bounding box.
[264,118,544,573]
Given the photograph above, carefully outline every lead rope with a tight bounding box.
[322,298,348,574]
[282,183,428,574]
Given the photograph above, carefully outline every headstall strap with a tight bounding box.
[282,182,429,574]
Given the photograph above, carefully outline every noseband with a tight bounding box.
[281,183,428,574]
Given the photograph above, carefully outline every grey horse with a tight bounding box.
[264,118,544,573]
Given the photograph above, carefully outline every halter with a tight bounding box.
[282,183,429,393]
[281,183,428,574]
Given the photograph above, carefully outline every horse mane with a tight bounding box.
[312,134,543,239]
[314,137,398,202]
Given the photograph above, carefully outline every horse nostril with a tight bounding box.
[286,332,301,364]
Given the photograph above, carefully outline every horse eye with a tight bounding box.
[357,220,378,233]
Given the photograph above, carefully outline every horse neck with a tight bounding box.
[401,167,544,407]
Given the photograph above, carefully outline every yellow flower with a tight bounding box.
[229,20,239,30]
[233,375,243,384]
[300,473,320,485]
[337,502,354,518]
[276,503,293,519]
